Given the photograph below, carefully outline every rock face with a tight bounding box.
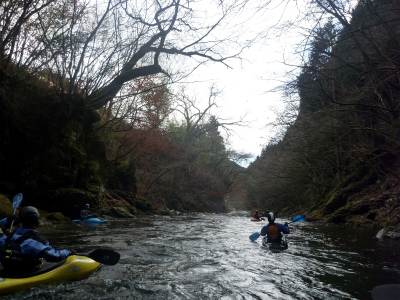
[110,207,135,218]
[376,228,400,239]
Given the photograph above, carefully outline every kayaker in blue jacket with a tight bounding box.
[260,212,290,243]
[0,206,75,274]
[80,204,97,220]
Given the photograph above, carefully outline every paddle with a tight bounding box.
[289,214,306,224]
[249,214,306,242]
[249,232,261,242]
[77,249,120,266]
[10,193,23,231]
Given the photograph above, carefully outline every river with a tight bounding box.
[2,212,400,300]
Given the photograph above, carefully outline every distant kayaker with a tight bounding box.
[80,203,97,220]
[253,210,261,220]
[260,212,290,243]
[0,206,75,274]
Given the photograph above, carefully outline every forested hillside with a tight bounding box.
[245,0,400,228]
[1,0,399,227]
[0,0,249,218]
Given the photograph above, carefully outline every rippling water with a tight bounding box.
[3,212,400,299]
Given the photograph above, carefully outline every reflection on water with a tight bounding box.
[3,212,400,299]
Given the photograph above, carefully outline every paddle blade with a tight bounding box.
[86,249,120,265]
[12,193,23,212]
[291,215,306,223]
[249,232,260,242]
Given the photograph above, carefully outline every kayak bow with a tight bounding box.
[251,218,262,222]
[0,255,100,295]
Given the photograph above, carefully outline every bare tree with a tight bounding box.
[1,0,259,107]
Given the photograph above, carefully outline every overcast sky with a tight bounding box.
[176,0,357,167]
[178,0,308,166]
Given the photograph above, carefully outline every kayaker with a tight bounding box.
[260,212,290,243]
[253,210,261,220]
[80,203,97,220]
[0,206,75,274]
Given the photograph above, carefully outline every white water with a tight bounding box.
[3,212,400,299]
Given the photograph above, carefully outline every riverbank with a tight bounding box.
[280,172,398,232]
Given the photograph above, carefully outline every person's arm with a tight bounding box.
[88,211,97,218]
[42,245,71,262]
[80,210,88,219]
[278,223,290,234]
[21,233,72,262]
[260,226,268,236]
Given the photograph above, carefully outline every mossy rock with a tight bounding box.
[109,207,135,218]
[0,195,13,218]
[349,203,370,215]
[135,200,154,212]
[45,212,70,222]
[323,190,348,215]
[102,197,136,214]
[376,227,400,239]
[106,190,136,206]
[155,210,174,216]
[328,211,349,223]
[322,169,378,216]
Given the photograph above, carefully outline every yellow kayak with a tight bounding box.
[0,255,100,295]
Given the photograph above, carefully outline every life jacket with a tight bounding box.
[1,230,43,273]
[267,224,282,242]
[81,209,96,220]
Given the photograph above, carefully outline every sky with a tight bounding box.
[178,0,357,167]
[187,49,290,164]
[179,0,308,166]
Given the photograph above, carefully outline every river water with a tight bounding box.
[2,212,400,300]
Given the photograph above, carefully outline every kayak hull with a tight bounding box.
[262,237,288,252]
[251,218,262,222]
[72,218,108,223]
[0,255,100,295]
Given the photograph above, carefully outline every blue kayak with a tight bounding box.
[72,218,108,223]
